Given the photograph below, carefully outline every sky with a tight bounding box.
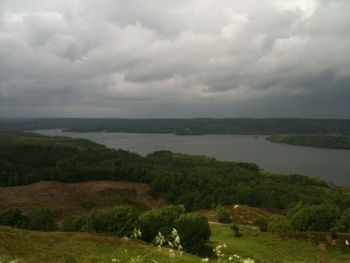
[0,0,349,118]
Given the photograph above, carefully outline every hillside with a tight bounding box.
[0,226,199,263]
[0,181,164,220]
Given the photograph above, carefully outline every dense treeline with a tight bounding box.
[268,134,350,149]
[0,132,150,186]
[1,132,349,213]
[1,118,350,134]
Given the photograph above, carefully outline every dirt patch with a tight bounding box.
[0,181,165,218]
[197,204,274,225]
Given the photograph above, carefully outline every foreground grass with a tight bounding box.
[0,226,199,263]
[2,225,350,263]
[209,223,350,263]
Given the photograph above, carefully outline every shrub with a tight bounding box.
[99,205,139,236]
[175,214,211,254]
[290,204,340,231]
[267,215,292,232]
[62,216,87,232]
[231,223,242,237]
[0,208,27,228]
[216,205,231,224]
[255,217,268,232]
[139,205,185,242]
[82,211,101,232]
[26,208,57,231]
[334,208,350,232]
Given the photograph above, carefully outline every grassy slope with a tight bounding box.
[0,226,199,263]
[209,223,350,263]
[1,224,350,263]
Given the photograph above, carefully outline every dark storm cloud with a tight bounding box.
[0,0,349,117]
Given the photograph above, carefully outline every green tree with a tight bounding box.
[138,205,185,242]
[175,214,211,254]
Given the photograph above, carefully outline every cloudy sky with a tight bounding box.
[0,0,349,118]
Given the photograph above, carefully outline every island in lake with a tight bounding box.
[267,134,350,150]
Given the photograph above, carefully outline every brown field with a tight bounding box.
[0,181,165,219]
[196,204,277,225]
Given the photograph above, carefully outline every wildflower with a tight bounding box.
[201,258,209,262]
[154,232,165,250]
[112,259,117,262]
[168,248,176,258]
[242,258,255,263]
[131,228,142,239]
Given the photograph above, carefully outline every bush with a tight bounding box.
[0,208,27,228]
[267,215,292,232]
[334,208,350,232]
[26,208,57,231]
[216,205,231,224]
[290,204,340,231]
[99,205,139,236]
[62,216,88,232]
[139,205,185,242]
[255,217,268,232]
[231,223,242,237]
[175,214,211,254]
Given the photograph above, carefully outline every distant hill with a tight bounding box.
[1,117,350,134]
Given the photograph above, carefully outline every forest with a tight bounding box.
[1,131,345,210]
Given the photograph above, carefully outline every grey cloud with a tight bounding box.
[0,0,350,118]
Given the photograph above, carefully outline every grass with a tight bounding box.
[209,223,350,263]
[0,226,200,263]
[2,224,350,263]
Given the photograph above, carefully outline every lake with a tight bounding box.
[35,129,350,186]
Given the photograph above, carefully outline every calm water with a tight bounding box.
[35,129,350,186]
